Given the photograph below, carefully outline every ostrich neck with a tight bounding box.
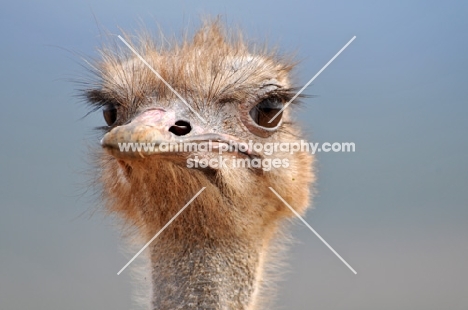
[150,236,264,310]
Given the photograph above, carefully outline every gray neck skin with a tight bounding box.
[150,237,262,310]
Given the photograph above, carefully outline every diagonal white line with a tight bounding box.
[268,187,357,274]
[117,35,207,124]
[117,187,206,275]
[268,35,356,123]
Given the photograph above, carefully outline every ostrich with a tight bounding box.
[84,21,314,309]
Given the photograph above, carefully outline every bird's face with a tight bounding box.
[96,76,294,167]
[89,43,301,169]
[85,25,313,235]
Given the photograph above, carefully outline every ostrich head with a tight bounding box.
[84,21,314,309]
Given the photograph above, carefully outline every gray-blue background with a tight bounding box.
[1,1,467,309]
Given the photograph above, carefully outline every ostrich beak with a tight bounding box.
[101,109,253,160]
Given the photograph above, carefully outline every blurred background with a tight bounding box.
[1,1,467,309]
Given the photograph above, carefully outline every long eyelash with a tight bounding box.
[270,88,310,104]
[85,89,121,108]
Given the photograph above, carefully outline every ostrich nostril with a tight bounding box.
[169,120,192,136]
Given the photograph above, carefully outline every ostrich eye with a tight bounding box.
[249,99,283,128]
[103,104,117,126]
